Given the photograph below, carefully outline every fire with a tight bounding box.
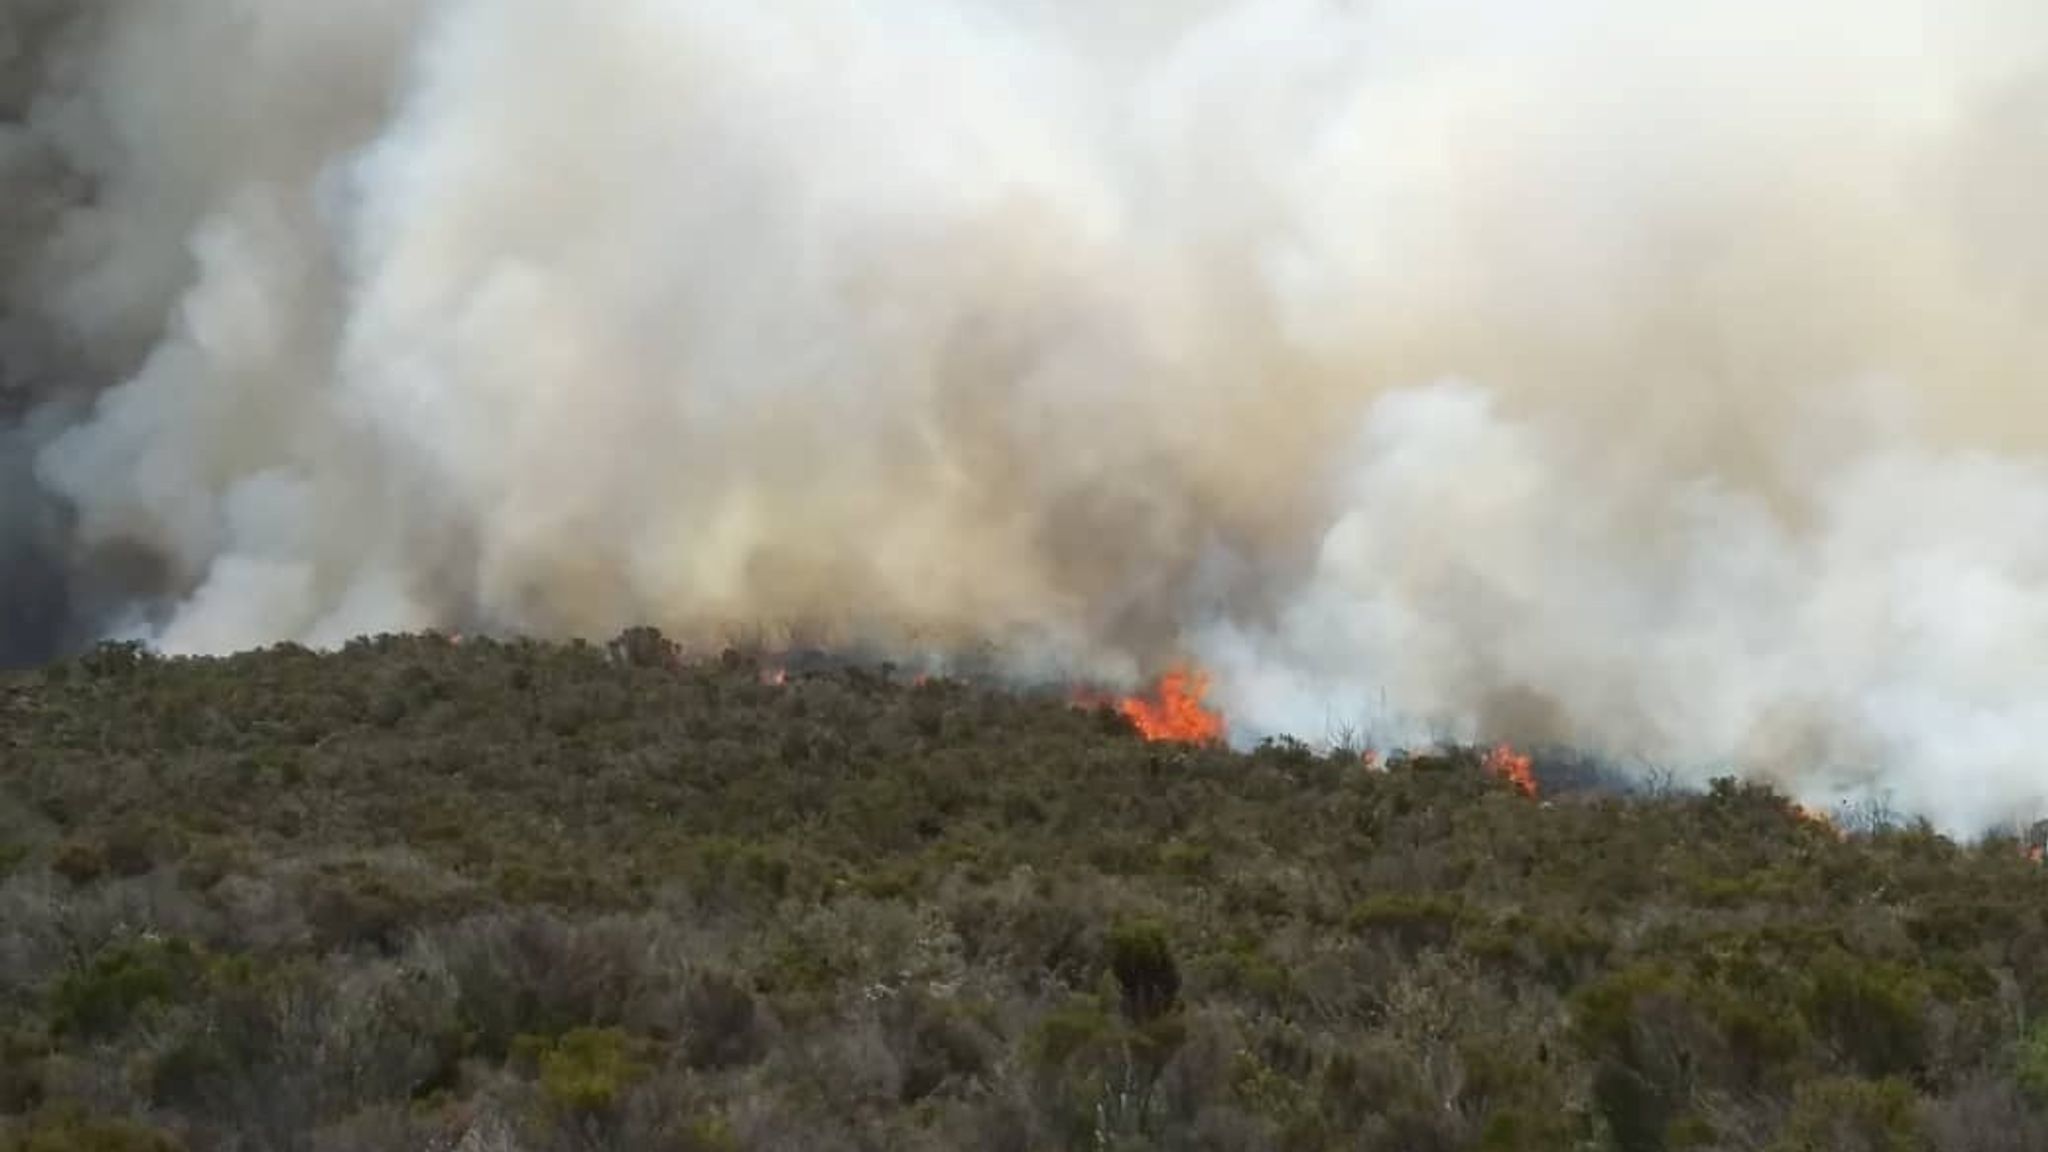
[760,666,788,687]
[1792,803,1847,840]
[1104,667,1227,745]
[1483,744,1537,798]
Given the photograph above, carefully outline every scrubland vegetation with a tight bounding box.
[4,631,2048,1151]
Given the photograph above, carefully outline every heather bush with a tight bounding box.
[2,632,2046,1149]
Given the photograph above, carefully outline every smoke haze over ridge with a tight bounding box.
[5,0,2048,831]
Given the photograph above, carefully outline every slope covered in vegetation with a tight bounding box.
[2,633,2047,1151]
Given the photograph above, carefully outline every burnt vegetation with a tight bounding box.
[3,633,2048,1150]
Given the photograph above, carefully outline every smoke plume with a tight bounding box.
[5,0,2048,831]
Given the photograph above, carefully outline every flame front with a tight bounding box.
[1112,667,1227,745]
[1483,744,1537,798]
[1792,803,1846,840]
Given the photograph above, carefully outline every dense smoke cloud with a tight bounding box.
[4,0,2048,830]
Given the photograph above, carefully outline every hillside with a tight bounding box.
[2,633,2047,1152]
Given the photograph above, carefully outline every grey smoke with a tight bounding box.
[4,0,2048,831]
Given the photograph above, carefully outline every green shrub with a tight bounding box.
[1800,953,1929,1080]
[1572,965,1697,1152]
[1106,918,1182,1024]
[1478,1105,1584,1152]
[0,1031,45,1114]
[49,939,206,1039]
[526,1028,655,1117]
[1347,893,1467,953]
[2014,1017,2048,1104]
[1,1102,184,1152]
[1027,998,1118,1071]
[1769,1077,1924,1152]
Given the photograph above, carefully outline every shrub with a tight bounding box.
[9,637,2048,1150]
[1027,998,1119,1073]
[0,1102,184,1152]
[49,939,207,1039]
[49,840,106,887]
[1770,1077,1924,1152]
[681,972,771,1072]
[100,822,159,881]
[0,1030,45,1114]
[2013,1018,2048,1105]
[1106,919,1181,1025]
[882,991,998,1103]
[524,1027,655,1118]
[1347,893,1467,954]
[1802,953,1931,1080]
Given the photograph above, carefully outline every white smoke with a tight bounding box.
[7,0,2048,831]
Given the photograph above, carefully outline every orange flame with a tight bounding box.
[760,666,788,687]
[1107,667,1227,745]
[1792,803,1847,840]
[1483,744,1538,798]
